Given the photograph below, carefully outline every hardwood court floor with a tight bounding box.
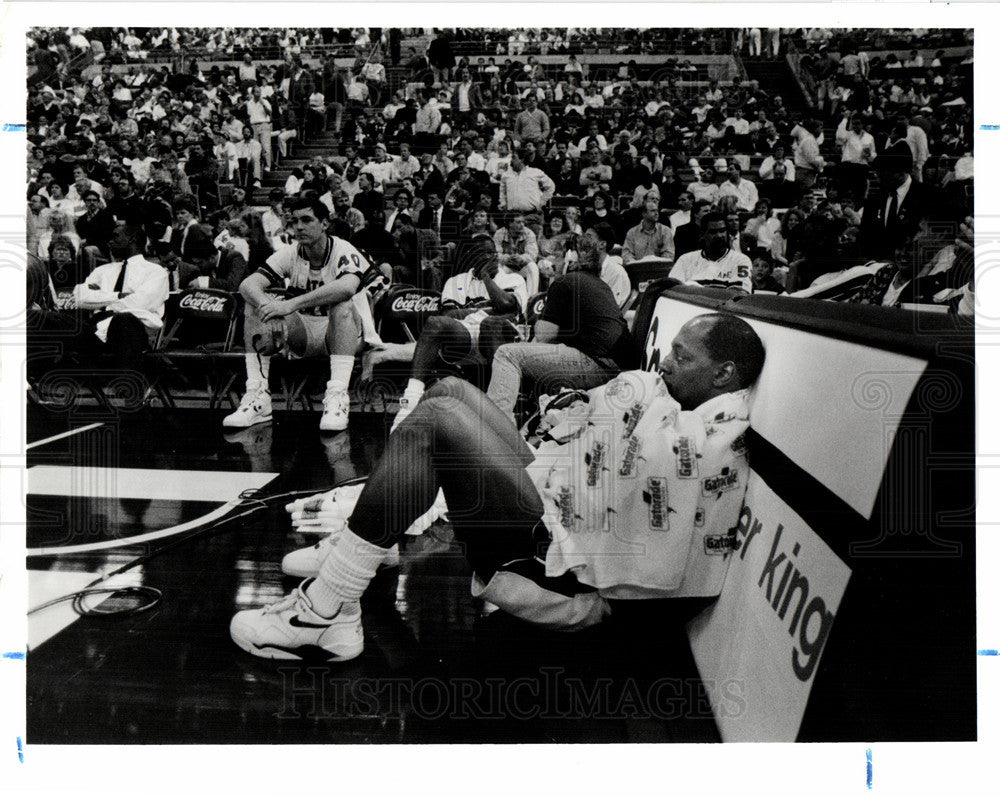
[25,402,719,744]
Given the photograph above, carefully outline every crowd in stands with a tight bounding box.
[26,26,975,416]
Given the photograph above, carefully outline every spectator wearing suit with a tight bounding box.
[75,190,116,270]
[287,58,316,138]
[70,223,169,376]
[384,188,414,233]
[758,162,802,209]
[673,199,713,258]
[170,194,216,288]
[198,217,251,292]
[859,145,925,260]
[351,172,385,230]
[849,208,942,307]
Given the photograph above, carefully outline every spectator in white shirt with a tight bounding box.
[260,189,288,250]
[723,108,750,136]
[245,86,273,172]
[346,75,370,106]
[361,142,395,187]
[790,119,826,187]
[499,149,556,218]
[758,143,796,183]
[391,141,421,182]
[717,162,759,212]
[235,126,264,187]
[687,165,720,204]
[669,192,695,229]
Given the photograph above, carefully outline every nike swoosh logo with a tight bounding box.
[288,615,332,628]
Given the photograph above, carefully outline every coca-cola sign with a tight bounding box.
[390,294,440,314]
[179,291,230,315]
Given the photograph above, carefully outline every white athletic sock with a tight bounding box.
[306,528,387,615]
[403,379,425,401]
[327,355,354,395]
[245,354,270,394]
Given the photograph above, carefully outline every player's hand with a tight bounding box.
[258,299,293,322]
[477,260,499,280]
[956,216,974,254]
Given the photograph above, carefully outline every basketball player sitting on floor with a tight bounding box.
[230,313,765,661]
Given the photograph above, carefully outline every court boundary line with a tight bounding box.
[26,422,106,451]
[26,499,242,556]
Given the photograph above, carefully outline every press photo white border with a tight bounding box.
[0,3,995,796]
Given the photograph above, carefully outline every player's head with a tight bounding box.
[659,313,765,410]
[456,235,498,276]
[287,194,330,243]
[700,211,729,257]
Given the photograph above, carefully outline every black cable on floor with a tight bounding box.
[28,586,163,618]
[27,476,372,620]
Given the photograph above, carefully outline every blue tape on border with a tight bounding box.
[2,652,25,660]
[16,736,23,764]
[866,748,873,790]
[978,649,999,656]
[1,123,25,132]
[980,124,1000,131]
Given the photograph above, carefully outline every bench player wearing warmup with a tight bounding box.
[230,313,765,661]
[223,194,386,432]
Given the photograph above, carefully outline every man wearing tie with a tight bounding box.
[71,223,169,374]
[859,145,924,260]
[418,189,447,237]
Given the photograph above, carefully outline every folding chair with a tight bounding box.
[355,285,444,410]
[146,288,243,408]
[622,258,674,314]
[374,285,443,343]
[524,291,548,331]
[248,286,328,411]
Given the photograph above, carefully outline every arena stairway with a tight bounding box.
[261,127,343,192]
[741,55,810,115]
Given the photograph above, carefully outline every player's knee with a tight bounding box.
[422,315,450,337]
[328,299,358,327]
[493,343,517,366]
[429,376,466,397]
[419,383,472,419]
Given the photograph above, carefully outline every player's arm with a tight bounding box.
[480,272,519,314]
[283,273,361,315]
[239,271,277,310]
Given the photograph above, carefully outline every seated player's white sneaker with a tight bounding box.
[282,536,400,578]
[222,390,272,428]
[319,387,350,432]
[229,578,363,661]
[390,394,419,433]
